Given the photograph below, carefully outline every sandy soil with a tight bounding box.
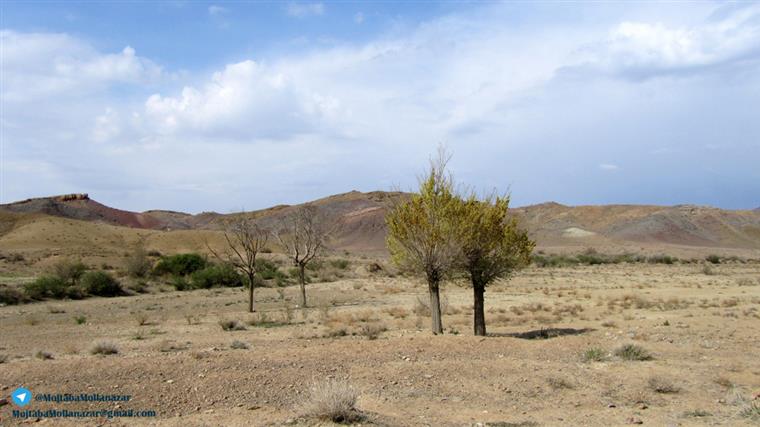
[1,263,759,426]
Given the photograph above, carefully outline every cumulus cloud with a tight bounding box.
[1,30,163,102]
[570,4,760,79]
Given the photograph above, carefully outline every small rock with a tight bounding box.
[608,403,617,408]
[626,417,643,424]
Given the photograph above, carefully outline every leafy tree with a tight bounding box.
[274,204,329,308]
[125,244,152,278]
[457,194,534,336]
[386,150,461,334]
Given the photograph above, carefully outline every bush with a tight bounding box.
[303,379,362,423]
[171,276,190,291]
[614,344,653,361]
[256,259,289,285]
[24,275,68,299]
[329,259,350,270]
[191,264,244,289]
[152,253,207,276]
[81,271,123,297]
[0,284,28,305]
[219,319,246,331]
[230,340,249,350]
[51,259,87,285]
[647,254,677,264]
[125,246,152,278]
[90,341,119,355]
[648,376,680,393]
[706,254,721,264]
[581,347,606,362]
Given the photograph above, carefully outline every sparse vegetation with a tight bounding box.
[303,379,362,423]
[81,271,123,297]
[74,314,87,325]
[90,341,119,355]
[219,319,246,331]
[648,376,680,393]
[230,340,249,350]
[34,349,54,360]
[581,347,606,362]
[153,253,207,277]
[614,344,653,361]
[125,245,152,278]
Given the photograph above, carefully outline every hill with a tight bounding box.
[2,192,760,259]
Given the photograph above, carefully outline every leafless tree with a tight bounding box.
[273,204,329,308]
[207,215,268,312]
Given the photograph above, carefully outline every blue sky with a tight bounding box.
[1,1,759,212]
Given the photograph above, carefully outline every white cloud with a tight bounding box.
[572,4,760,79]
[354,12,364,24]
[599,164,619,171]
[0,30,163,102]
[286,2,324,18]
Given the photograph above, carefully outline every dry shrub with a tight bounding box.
[359,322,387,340]
[303,379,362,423]
[648,376,680,393]
[547,377,574,390]
[614,344,653,361]
[134,312,149,326]
[90,341,119,355]
[384,306,409,319]
[230,340,249,350]
[0,354,8,364]
[34,350,54,360]
[219,319,246,331]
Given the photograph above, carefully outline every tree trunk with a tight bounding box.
[248,273,256,313]
[473,281,486,336]
[298,264,307,308]
[428,279,443,335]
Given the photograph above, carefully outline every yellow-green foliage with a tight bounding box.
[385,155,461,283]
[457,195,534,287]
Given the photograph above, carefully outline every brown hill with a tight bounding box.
[2,192,760,256]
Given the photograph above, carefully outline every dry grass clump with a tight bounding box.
[134,312,150,326]
[90,341,119,355]
[739,402,760,421]
[230,340,249,350]
[359,322,387,340]
[648,376,680,393]
[384,306,410,319]
[219,319,246,331]
[303,379,362,423]
[34,350,54,360]
[547,377,574,390]
[614,344,653,361]
[413,295,449,316]
[0,353,8,364]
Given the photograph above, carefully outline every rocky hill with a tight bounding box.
[2,192,760,255]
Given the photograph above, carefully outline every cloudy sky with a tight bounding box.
[2,1,759,212]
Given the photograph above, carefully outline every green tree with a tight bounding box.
[386,150,461,334]
[457,194,534,336]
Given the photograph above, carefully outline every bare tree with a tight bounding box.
[273,204,328,308]
[207,215,268,312]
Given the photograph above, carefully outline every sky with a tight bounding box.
[1,1,759,213]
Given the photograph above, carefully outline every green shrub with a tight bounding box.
[581,347,606,362]
[306,260,324,271]
[81,271,123,297]
[152,253,207,276]
[647,254,676,264]
[25,275,68,299]
[329,259,351,270]
[190,264,244,289]
[614,344,653,361]
[706,254,721,264]
[171,276,190,291]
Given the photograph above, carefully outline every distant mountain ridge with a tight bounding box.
[2,192,760,252]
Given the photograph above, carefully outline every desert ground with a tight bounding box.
[1,259,759,426]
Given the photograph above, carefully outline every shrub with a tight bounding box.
[702,265,715,275]
[81,271,123,297]
[152,253,207,276]
[34,350,54,360]
[359,322,387,340]
[647,254,677,264]
[24,275,68,299]
[171,276,190,291]
[706,254,721,264]
[74,315,87,325]
[125,246,152,278]
[648,376,680,393]
[329,259,350,270]
[90,341,119,355]
[230,340,249,350]
[190,264,244,289]
[739,402,760,421]
[0,353,7,363]
[581,347,606,362]
[614,344,653,361]
[51,259,87,286]
[303,379,362,423]
[0,284,28,305]
[219,319,246,331]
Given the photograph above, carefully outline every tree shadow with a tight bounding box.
[490,327,594,340]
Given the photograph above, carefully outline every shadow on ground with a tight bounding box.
[489,327,594,340]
